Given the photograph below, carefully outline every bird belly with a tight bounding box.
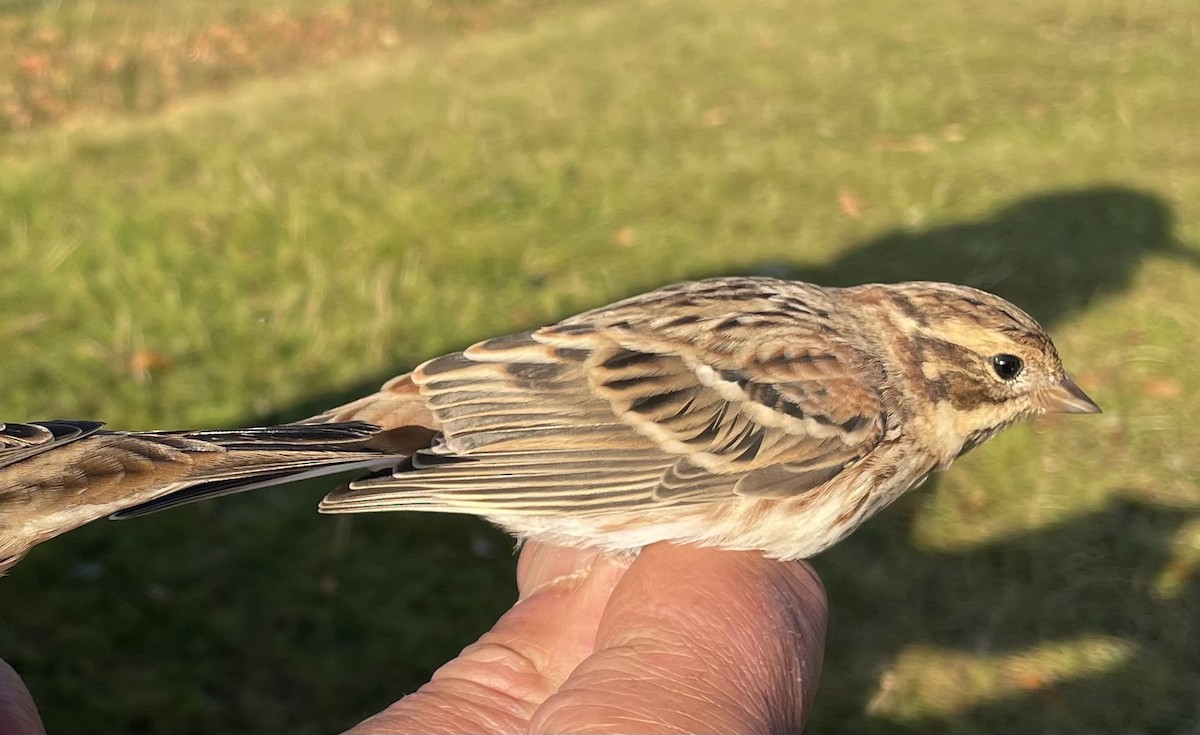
[487,456,930,560]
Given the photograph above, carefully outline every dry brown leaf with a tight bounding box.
[1143,379,1181,398]
[1013,670,1051,691]
[129,351,172,380]
[838,190,863,218]
[701,108,726,127]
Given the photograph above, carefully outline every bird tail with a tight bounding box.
[108,421,398,520]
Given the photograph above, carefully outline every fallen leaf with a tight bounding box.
[838,190,863,218]
[129,351,172,381]
[1013,670,1051,691]
[701,108,726,127]
[18,53,53,78]
[1143,379,1181,398]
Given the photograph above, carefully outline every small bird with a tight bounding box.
[303,277,1100,559]
[2,277,1100,570]
[0,421,392,574]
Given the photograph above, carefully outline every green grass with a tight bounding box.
[1,0,1199,732]
[0,0,567,131]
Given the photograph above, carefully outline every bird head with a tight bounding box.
[848,281,1100,459]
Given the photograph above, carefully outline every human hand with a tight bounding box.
[0,543,826,734]
[349,542,827,734]
[0,658,43,735]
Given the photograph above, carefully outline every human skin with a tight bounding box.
[0,543,827,734]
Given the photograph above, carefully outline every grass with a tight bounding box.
[1,0,1198,731]
[0,0,569,131]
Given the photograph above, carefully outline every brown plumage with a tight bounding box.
[0,421,392,573]
[0,277,1099,571]
[307,277,1098,558]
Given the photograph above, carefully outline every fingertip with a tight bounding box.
[516,542,629,600]
[535,543,828,734]
[351,544,633,733]
[622,543,827,630]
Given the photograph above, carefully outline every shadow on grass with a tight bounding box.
[743,185,1197,732]
[262,184,1198,733]
[758,185,1199,732]
[283,185,1198,731]
[811,493,1200,733]
[276,185,1197,423]
[745,184,1197,325]
[7,186,1196,733]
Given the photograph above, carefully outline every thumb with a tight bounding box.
[532,543,827,734]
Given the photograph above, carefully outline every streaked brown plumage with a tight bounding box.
[0,421,392,574]
[0,277,1099,572]
[307,277,1098,558]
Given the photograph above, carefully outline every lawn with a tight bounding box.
[1,0,1198,732]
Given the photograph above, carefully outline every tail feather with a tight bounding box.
[110,455,396,520]
[1,420,405,575]
[106,422,397,520]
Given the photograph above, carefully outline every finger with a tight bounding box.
[346,543,633,734]
[531,543,827,734]
[0,660,44,735]
[515,542,607,600]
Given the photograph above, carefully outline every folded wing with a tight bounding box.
[322,281,888,516]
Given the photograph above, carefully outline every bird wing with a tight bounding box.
[322,279,889,515]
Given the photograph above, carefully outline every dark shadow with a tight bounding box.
[810,495,1200,733]
[741,184,1196,326]
[270,186,1194,424]
[750,186,1199,732]
[4,186,1196,734]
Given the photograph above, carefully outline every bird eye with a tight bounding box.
[991,354,1024,381]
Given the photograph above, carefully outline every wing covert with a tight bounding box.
[327,282,889,513]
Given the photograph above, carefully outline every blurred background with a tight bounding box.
[1,0,1198,731]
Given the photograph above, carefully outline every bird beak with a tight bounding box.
[1037,374,1102,414]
